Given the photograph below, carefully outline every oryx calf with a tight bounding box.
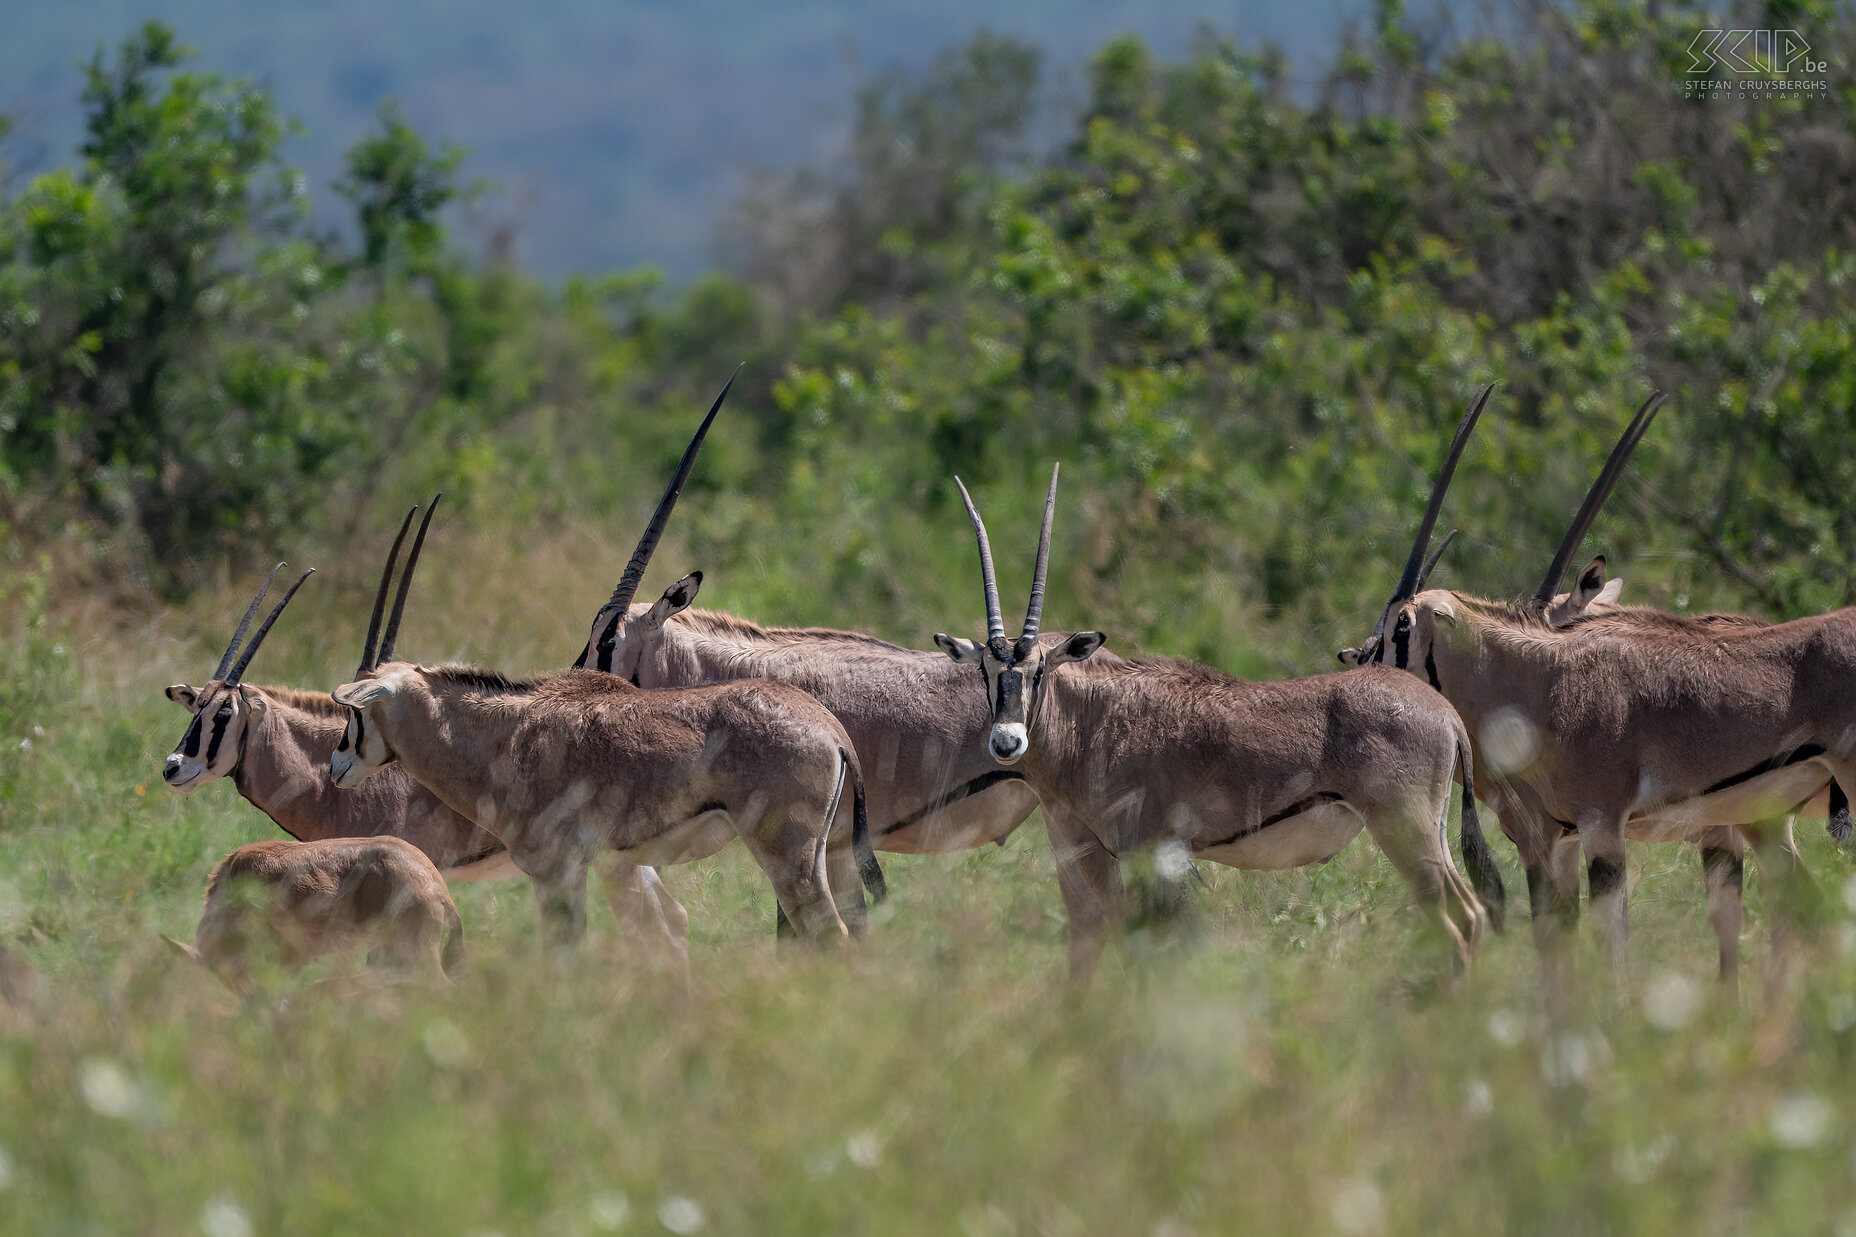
[167,837,463,993]
[935,468,1501,977]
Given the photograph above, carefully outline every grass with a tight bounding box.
[7,544,1856,1236]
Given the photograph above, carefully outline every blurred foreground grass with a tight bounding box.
[6,548,1856,1236]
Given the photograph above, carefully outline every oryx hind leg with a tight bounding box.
[595,859,690,981]
[1360,793,1483,976]
[733,790,850,942]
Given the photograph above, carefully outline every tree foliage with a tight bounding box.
[5,4,1856,664]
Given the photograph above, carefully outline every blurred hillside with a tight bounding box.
[3,2,1854,676]
[1,0,1377,278]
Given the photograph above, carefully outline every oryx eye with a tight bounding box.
[1396,613,1411,633]
[215,706,233,719]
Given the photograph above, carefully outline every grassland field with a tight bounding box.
[5,525,1856,1237]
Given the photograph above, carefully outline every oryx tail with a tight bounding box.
[845,747,886,903]
[441,900,466,978]
[1456,728,1506,932]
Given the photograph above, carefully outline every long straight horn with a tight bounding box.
[225,569,315,685]
[954,477,1006,644]
[1415,528,1459,593]
[377,494,441,666]
[213,562,285,681]
[605,364,742,614]
[1533,391,1666,605]
[1393,384,1492,602]
[1020,463,1059,643]
[358,506,419,677]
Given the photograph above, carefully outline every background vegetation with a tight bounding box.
[6,2,1856,1232]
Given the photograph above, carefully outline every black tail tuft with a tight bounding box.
[847,749,887,904]
[1457,737,1506,933]
[1830,779,1852,843]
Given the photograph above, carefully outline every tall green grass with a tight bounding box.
[6,544,1856,1236]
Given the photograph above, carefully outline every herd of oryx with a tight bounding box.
[156,371,1853,997]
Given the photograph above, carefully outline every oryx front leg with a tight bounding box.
[596,858,690,981]
[1047,808,1123,981]
[522,844,592,951]
[1696,827,1745,995]
[1582,813,1631,988]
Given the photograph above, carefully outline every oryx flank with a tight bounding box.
[328,501,886,946]
[1356,393,1852,985]
[167,836,464,994]
[935,465,1502,978]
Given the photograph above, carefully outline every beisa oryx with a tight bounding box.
[166,836,464,994]
[934,465,1502,978]
[161,560,513,880]
[328,487,886,947]
[160,367,754,967]
[569,446,1049,907]
[1354,393,1856,986]
[1347,393,1819,988]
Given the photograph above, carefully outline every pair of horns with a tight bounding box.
[956,463,1059,651]
[357,495,441,677]
[213,562,316,687]
[601,365,742,615]
[1532,391,1666,605]
[1367,385,1493,642]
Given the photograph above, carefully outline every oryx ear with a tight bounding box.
[934,633,985,664]
[242,689,269,716]
[1427,597,1458,624]
[1051,631,1106,665]
[1337,647,1364,667]
[332,680,394,708]
[648,572,702,625]
[166,684,200,711]
[1569,556,1609,610]
[1595,577,1623,605]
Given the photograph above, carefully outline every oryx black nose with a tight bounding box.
[162,755,184,782]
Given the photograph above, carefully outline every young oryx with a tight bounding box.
[933,466,1501,978]
[162,561,511,879]
[167,836,464,993]
[328,507,885,947]
[1353,394,1856,985]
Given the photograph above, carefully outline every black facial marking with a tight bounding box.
[1587,855,1626,900]
[1424,645,1442,693]
[202,707,230,764]
[593,610,624,673]
[180,715,204,758]
[995,667,1024,722]
[1391,612,1412,670]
